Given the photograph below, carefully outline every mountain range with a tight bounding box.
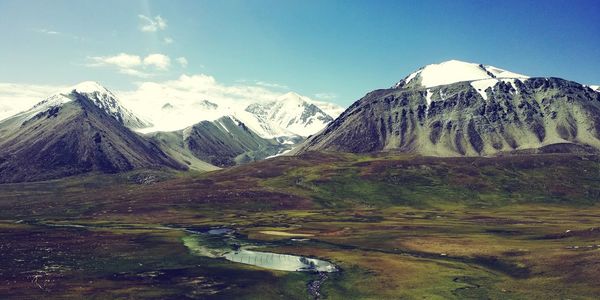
[0,82,340,182]
[136,91,343,138]
[1,60,600,183]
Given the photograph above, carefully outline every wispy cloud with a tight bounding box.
[33,28,86,41]
[86,53,172,78]
[236,79,289,90]
[255,81,289,89]
[164,37,174,44]
[314,92,337,100]
[118,68,152,78]
[88,53,142,69]
[35,28,60,35]
[118,74,344,131]
[0,74,344,129]
[120,74,286,126]
[138,14,167,32]
[176,57,188,68]
[143,54,171,70]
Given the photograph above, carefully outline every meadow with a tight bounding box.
[1,152,599,299]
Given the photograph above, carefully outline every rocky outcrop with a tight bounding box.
[299,75,600,156]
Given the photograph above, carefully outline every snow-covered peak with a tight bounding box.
[237,93,331,137]
[277,92,311,105]
[280,91,303,99]
[278,91,344,118]
[14,81,150,128]
[68,81,111,95]
[396,60,529,89]
[135,90,343,138]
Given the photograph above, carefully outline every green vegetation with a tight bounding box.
[1,152,600,298]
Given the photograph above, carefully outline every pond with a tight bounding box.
[182,228,338,273]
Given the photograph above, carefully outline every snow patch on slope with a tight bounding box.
[470,78,523,100]
[470,79,497,100]
[484,66,528,79]
[425,89,433,106]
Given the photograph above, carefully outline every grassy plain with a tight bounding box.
[1,152,599,299]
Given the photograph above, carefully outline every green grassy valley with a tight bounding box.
[1,152,599,299]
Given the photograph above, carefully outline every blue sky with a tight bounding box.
[0,0,599,106]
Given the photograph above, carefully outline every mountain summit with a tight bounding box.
[66,81,151,128]
[0,82,183,183]
[244,92,334,137]
[21,81,151,129]
[394,60,529,89]
[298,60,600,156]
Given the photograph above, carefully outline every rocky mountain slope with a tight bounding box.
[298,60,600,156]
[0,81,340,182]
[68,81,151,128]
[0,83,184,183]
[149,116,294,168]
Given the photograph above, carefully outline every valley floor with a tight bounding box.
[1,152,599,299]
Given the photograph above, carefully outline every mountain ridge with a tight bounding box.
[135,90,343,138]
[298,60,600,156]
[0,89,185,183]
[149,115,295,168]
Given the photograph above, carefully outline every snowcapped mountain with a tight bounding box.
[0,80,317,181]
[138,99,221,133]
[244,92,336,137]
[394,60,529,89]
[299,60,600,156]
[68,81,151,128]
[13,81,151,129]
[0,81,184,183]
[137,91,343,138]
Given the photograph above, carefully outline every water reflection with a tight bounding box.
[182,228,337,273]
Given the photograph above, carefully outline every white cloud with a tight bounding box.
[138,14,167,32]
[36,28,60,35]
[89,53,142,69]
[314,92,338,100]
[118,74,344,132]
[33,28,86,41]
[255,81,289,89]
[164,37,174,44]
[86,53,171,77]
[236,79,289,89]
[143,54,171,70]
[118,68,152,78]
[0,83,68,121]
[176,57,188,68]
[0,75,343,132]
[117,74,286,131]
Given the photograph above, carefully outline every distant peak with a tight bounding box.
[396,60,529,89]
[280,91,303,99]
